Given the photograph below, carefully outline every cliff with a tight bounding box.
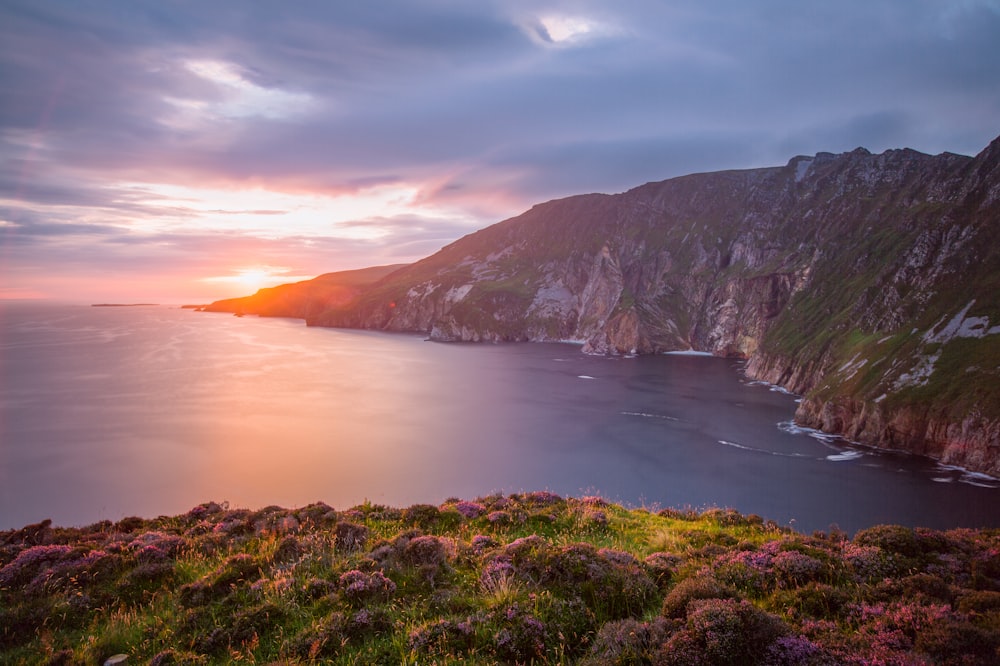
[210,137,1000,474]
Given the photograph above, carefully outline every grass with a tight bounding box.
[3,495,1000,665]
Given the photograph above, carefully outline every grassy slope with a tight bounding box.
[3,496,999,665]
[203,264,409,319]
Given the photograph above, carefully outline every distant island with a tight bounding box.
[3,493,998,663]
[202,136,1000,478]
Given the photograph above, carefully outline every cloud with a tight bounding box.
[1,0,998,301]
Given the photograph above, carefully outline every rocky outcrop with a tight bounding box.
[209,136,1000,474]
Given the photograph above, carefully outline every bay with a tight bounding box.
[1,302,997,534]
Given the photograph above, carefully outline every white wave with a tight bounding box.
[962,478,1000,489]
[663,350,713,356]
[776,420,841,444]
[577,375,595,379]
[747,379,800,397]
[622,411,678,421]
[934,464,1000,488]
[931,477,955,483]
[718,439,756,451]
[826,450,865,462]
[716,439,812,459]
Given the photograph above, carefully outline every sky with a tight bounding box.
[1,1,998,304]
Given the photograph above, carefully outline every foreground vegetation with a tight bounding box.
[2,494,999,665]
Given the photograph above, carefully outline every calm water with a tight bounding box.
[1,303,998,534]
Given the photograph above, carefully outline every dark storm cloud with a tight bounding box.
[1,0,999,299]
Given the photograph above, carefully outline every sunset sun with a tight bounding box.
[235,267,273,292]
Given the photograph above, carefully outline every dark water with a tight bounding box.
[1,303,997,534]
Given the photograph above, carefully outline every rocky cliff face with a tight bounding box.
[212,137,1000,474]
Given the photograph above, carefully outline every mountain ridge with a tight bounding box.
[208,136,1000,474]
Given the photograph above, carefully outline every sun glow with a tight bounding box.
[200,265,306,296]
[235,267,274,292]
[121,182,436,239]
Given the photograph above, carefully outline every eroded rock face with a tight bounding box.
[211,137,1000,473]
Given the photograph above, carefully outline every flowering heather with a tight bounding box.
[401,534,448,567]
[333,521,368,552]
[471,534,498,554]
[338,569,396,602]
[486,510,511,524]
[598,548,639,567]
[2,497,1000,664]
[841,542,897,582]
[453,500,486,519]
[480,558,517,595]
[0,544,78,588]
[771,550,825,587]
[524,490,564,506]
[407,617,476,655]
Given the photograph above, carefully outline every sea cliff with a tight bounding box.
[208,137,1000,474]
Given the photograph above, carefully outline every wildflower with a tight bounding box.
[471,534,498,554]
[454,501,486,519]
[339,569,396,602]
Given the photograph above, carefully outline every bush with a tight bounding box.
[539,543,657,619]
[402,504,441,530]
[658,598,789,665]
[854,525,920,558]
[339,569,396,603]
[583,617,676,666]
[772,583,849,620]
[334,522,368,552]
[662,576,735,619]
[407,617,476,656]
[914,617,1000,664]
[958,589,1000,614]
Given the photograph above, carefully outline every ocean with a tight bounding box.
[1,302,997,533]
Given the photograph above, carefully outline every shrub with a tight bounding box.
[402,535,448,568]
[643,552,679,588]
[913,617,1000,664]
[765,635,829,665]
[402,504,441,530]
[0,544,78,589]
[339,569,396,603]
[854,525,920,558]
[539,543,657,619]
[583,617,676,666]
[289,612,349,660]
[957,589,1000,614]
[899,572,955,604]
[471,534,498,554]
[658,598,789,665]
[491,606,548,663]
[772,550,825,588]
[271,534,306,564]
[334,522,368,552]
[453,501,486,519]
[407,617,477,656]
[772,583,850,620]
[662,576,735,618]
